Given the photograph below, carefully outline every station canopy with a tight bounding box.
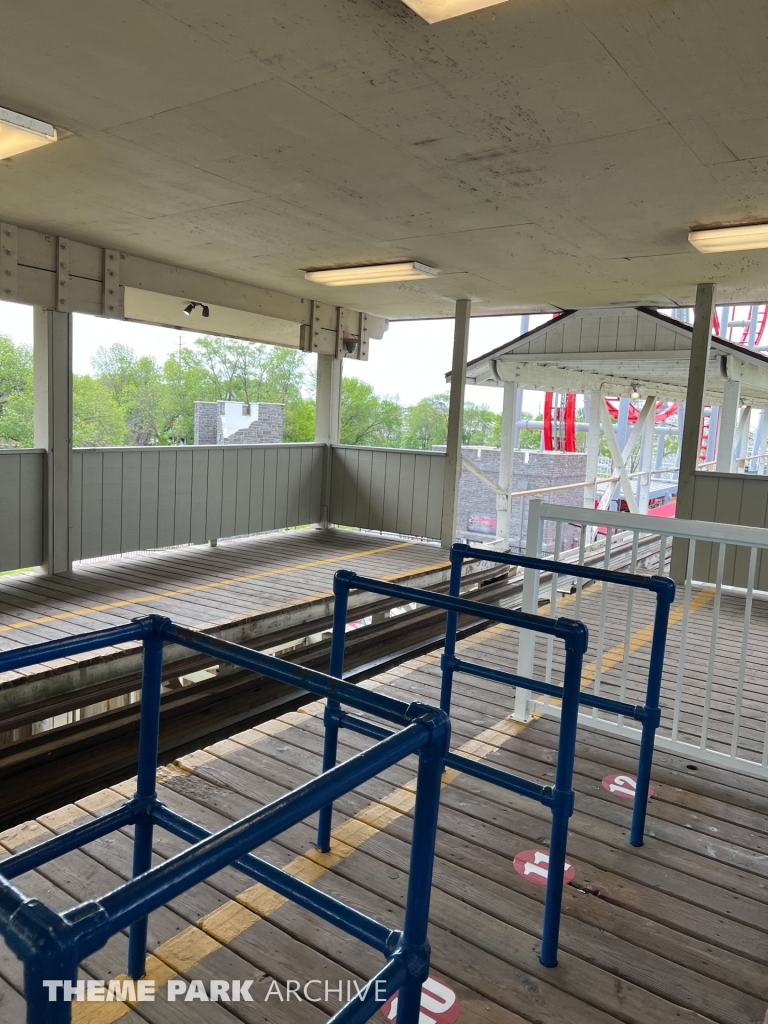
[454,308,768,409]
[2,2,768,319]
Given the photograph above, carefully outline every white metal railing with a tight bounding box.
[514,500,768,778]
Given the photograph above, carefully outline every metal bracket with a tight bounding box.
[102,249,123,318]
[56,237,70,312]
[0,223,17,302]
[335,306,345,360]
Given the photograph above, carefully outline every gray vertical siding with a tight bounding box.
[71,444,326,559]
[329,446,445,539]
[2,443,446,569]
[689,471,768,587]
[0,450,44,571]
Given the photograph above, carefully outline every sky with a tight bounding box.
[0,300,551,415]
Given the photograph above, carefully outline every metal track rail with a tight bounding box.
[0,532,661,829]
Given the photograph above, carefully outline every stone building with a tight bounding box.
[193,400,284,446]
[440,446,587,553]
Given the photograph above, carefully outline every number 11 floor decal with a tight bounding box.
[513,849,576,886]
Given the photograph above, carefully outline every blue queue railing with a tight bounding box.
[316,570,589,968]
[0,615,450,1024]
[447,544,675,848]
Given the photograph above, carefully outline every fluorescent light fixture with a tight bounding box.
[402,0,509,24]
[0,106,56,160]
[688,223,768,254]
[304,262,439,287]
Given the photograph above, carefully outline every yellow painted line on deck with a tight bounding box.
[0,696,532,1021]
[0,540,421,635]
[0,578,716,1019]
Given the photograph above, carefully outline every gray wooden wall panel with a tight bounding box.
[0,450,44,571]
[72,444,324,559]
[328,446,446,540]
[689,471,768,587]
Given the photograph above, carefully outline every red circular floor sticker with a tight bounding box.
[513,849,575,886]
[602,773,655,800]
[381,976,461,1022]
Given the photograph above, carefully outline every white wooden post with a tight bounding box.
[441,299,471,548]
[715,378,741,473]
[315,352,343,528]
[495,381,517,546]
[637,397,657,513]
[676,283,716,520]
[34,307,73,575]
[512,498,544,722]
[583,392,601,509]
[315,354,342,446]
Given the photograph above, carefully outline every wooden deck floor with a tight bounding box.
[0,624,766,1024]
[0,527,448,692]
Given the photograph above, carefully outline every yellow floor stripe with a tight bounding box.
[0,540,421,635]
[0,577,715,1020]
[0,698,530,1023]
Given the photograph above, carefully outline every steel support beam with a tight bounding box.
[441,299,471,548]
[676,284,716,521]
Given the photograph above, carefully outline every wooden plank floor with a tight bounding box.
[0,527,448,689]
[0,625,766,1023]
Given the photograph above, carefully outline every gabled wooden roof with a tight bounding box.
[452,308,768,408]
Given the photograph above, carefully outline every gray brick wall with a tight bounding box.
[436,446,587,553]
[193,402,284,445]
[193,402,219,445]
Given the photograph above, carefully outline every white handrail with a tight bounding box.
[532,500,768,548]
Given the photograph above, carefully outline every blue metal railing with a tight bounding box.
[316,570,589,968]
[0,616,450,1024]
[448,544,675,847]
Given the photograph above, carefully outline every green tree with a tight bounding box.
[340,378,402,447]
[401,394,449,450]
[72,376,128,447]
[283,397,316,442]
[0,336,33,448]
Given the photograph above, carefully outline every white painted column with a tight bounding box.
[715,379,741,473]
[34,308,73,575]
[441,299,471,548]
[495,381,517,546]
[314,353,343,445]
[637,397,656,513]
[676,283,716,521]
[583,392,601,509]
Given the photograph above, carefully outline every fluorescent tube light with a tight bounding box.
[304,262,439,286]
[402,0,509,24]
[0,107,56,160]
[688,223,768,254]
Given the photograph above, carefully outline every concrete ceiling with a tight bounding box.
[2,0,768,319]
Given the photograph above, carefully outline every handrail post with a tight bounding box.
[317,574,350,852]
[396,711,450,1022]
[439,549,464,713]
[127,626,165,980]
[630,579,675,846]
[540,630,584,967]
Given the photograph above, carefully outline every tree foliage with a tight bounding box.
[0,333,508,453]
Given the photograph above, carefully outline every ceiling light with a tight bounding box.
[183,302,195,316]
[688,223,768,253]
[0,106,56,160]
[304,262,439,287]
[401,0,508,24]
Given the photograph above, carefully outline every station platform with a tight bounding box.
[0,621,765,1024]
